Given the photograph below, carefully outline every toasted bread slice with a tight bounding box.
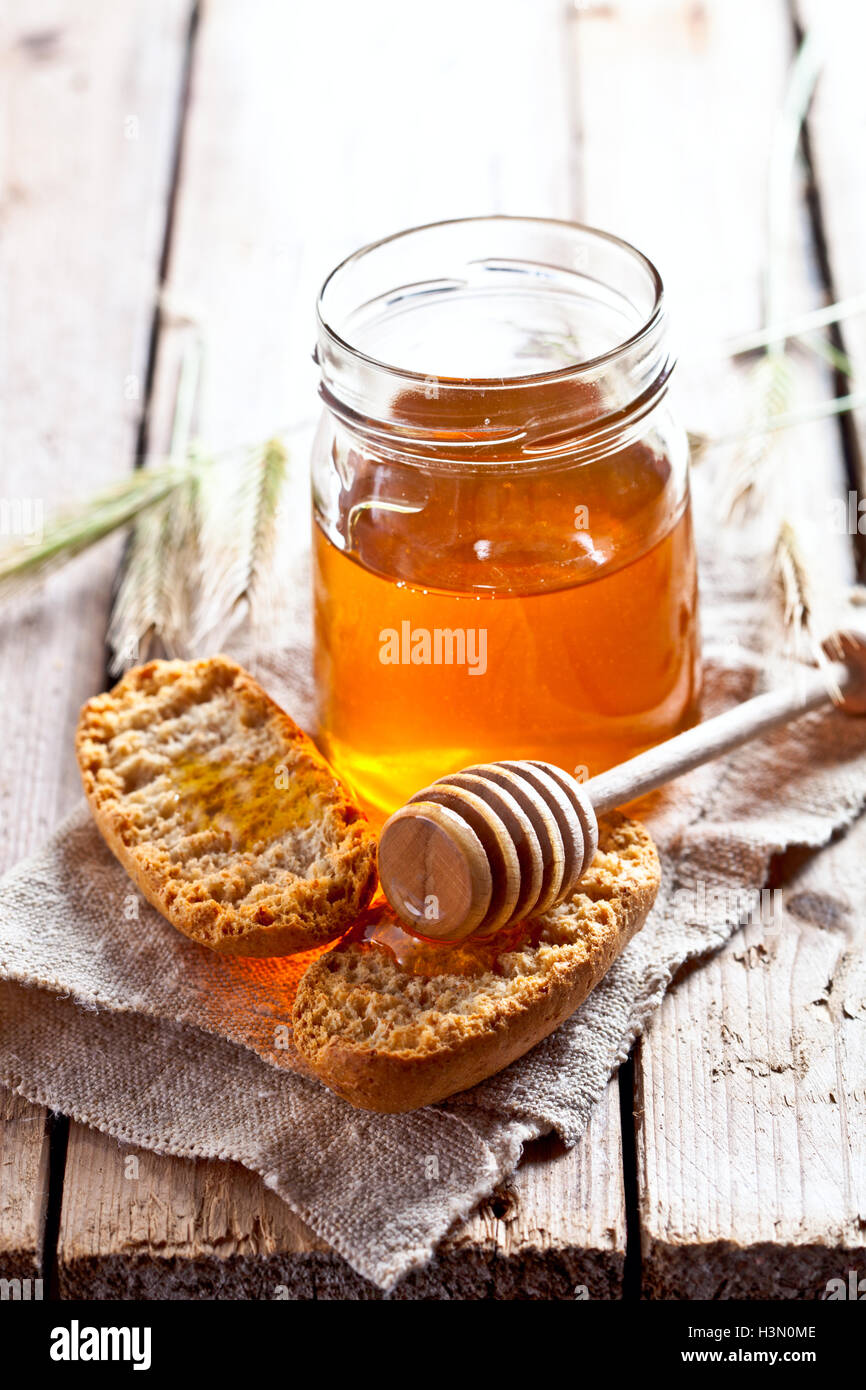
[293,812,659,1111]
[75,657,377,956]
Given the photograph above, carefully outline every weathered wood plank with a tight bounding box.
[570,0,861,1294]
[0,0,193,1283]
[639,820,866,1298]
[0,1091,50,1284]
[58,1078,624,1299]
[57,1124,321,1300]
[58,0,628,1297]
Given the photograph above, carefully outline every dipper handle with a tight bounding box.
[378,632,866,943]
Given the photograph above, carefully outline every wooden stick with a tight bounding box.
[586,659,851,814]
[379,637,866,940]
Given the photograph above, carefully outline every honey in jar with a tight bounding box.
[312,218,700,818]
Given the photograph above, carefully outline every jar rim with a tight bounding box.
[316,214,665,388]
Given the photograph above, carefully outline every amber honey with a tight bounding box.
[168,756,319,846]
[345,904,544,978]
[312,218,702,819]
[313,388,699,817]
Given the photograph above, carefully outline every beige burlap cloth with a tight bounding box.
[2,486,866,1291]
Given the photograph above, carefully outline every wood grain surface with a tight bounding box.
[0,0,192,1288]
[57,1080,624,1300]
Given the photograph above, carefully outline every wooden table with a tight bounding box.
[1,0,864,1299]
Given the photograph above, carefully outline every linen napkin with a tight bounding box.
[1,481,865,1291]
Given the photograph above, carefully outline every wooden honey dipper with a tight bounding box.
[377,631,866,943]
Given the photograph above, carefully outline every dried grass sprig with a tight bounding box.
[106,439,288,673]
[105,463,202,673]
[772,518,842,697]
[0,460,201,602]
[191,438,289,653]
[774,518,813,648]
[716,290,866,359]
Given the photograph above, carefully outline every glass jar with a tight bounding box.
[312,217,700,820]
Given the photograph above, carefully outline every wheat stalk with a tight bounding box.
[106,484,182,673]
[715,290,866,358]
[772,518,843,696]
[106,439,288,672]
[0,461,200,601]
[191,438,289,652]
[774,519,812,649]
